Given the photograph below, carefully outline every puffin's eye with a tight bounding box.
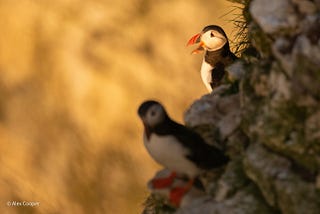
[150,111,156,116]
[210,32,214,37]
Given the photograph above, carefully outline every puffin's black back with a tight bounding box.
[174,124,229,169]
[153,119,229,169]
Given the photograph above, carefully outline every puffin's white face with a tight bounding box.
[201,30,227,51]
[144,104,166,127]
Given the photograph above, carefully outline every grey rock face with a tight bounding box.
[242,0,320,213]
[250,0,297,34]
[184,92,241,140]
[176,184,272,214]
[244,0,320,170]
[226,61,246,82]
[244,144,320,214]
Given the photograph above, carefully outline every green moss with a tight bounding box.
[241,184,280,214]
[221,158,251,197]
[142,194,176,214]
[270,102,307,132]
[240,63,270,139]
[293,56,320,100]
[259,101,320,170]
[249,23,273,57]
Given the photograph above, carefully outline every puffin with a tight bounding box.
[187,25,237,92]
[138,100,229,205]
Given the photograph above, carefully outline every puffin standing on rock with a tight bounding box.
[138,100,229,206]
[187,25,237,92]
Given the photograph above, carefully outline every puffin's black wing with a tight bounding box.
[210,62,225,89]
[170,122,229,169]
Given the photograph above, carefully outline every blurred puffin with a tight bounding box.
[187,25,237,92]
[138,100,229,204]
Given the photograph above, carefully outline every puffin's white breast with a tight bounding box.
[200,59,214,92]
[144,133,200,177]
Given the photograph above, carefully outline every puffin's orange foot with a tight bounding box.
[152,172,177,189]
[169,179,194,207]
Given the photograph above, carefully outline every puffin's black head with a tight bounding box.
[187,25,229,54]
[202,25,228,39]
[138,100,168,128]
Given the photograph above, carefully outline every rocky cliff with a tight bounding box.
[142,0,320,213]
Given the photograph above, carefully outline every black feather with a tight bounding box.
[152,118,229,169]
[138,100,160,117]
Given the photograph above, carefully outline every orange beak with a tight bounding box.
[186,33,201,46]
[186,33,204,54]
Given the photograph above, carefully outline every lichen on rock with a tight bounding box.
[243,143,320,214]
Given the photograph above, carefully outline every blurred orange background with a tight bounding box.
[0,0,237,213]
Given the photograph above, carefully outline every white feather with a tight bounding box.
[202,30,227,51]
[200,59,214,92]
[144,133,200,178]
